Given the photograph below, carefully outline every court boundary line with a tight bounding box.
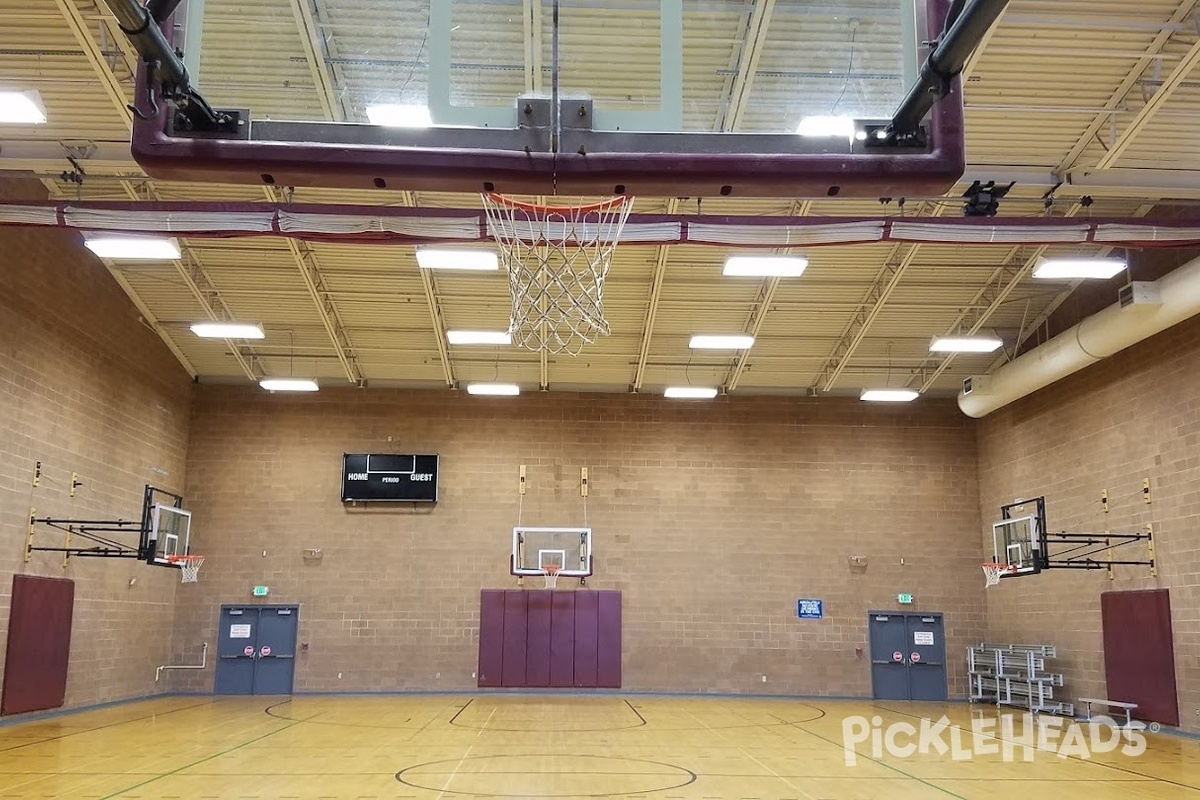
[873,702,1200,794]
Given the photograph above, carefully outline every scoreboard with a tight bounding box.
[341,454,439,503]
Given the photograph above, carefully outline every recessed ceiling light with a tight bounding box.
[260,378,319,392]
[1033,257,1127,280]
[447,330,512,346]
[929,336,1003,353]
[860,389,919,403]
[0,90,46,124]
[664,386,719,399]
[84,236,180,260]
[466,383,520,396]
[796,115,856,139]
[689,334,755,350]
[366,103,433,127]
[723,255,808,277]
[416,248,499,271]
[191,322,265,340]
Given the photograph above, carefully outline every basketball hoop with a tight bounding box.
[982,562,1014,588]
[481,193,634,356]
[542,564,561,589]
[168,554,205,583]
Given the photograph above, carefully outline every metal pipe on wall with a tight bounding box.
[155,642,208,682]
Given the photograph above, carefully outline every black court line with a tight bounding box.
[872,702,1200,794]
[264,698,414,729]
[0,699,214,754]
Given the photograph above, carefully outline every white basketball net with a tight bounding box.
[982,562,1012,588]
[482,193,634,356]
[170,555,205,583]
[542,565,560,589]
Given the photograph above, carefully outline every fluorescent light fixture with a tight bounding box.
[664,386,719,399]
[929,336,1003,354]
[1033,257,1127,280]
[260,378,319,392]
[190,322,265,340]
[84,236,180,260]
[0,90,46,124]
[796,115,856,139]
[466,382,520,396]
[860,389,919,403]
[366,103,432,127]
[447,330,512,346]
[416,247,499,271]
[723,255,809,278]
[689,334,755,350]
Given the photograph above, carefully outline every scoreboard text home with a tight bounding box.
[341,454,440,503]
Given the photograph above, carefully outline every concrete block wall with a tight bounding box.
[170,388,983,696]
[0,180,193,710]
[978,314,1200,732]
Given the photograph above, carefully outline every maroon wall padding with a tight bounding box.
[477,590,506,687]
[1101,589,1179,726]
[501,590,528,686]
[477,589,621,689]
[1,575,75,716]
[549,591,576,688]
[596,591,622,688]
[525,592,552,687]
[573,591,600,687]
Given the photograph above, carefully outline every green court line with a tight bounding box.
[98,720,301,800]
[770,714,970,800]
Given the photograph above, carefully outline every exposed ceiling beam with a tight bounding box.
[724,199,810,392]
[54,0,133,127]
[634,5,775,391]
[418,268,456,388]
[1058,1,1199,172]
[721,0,777,131]
[288,0,345,121]
[631,198,680,391]
[1094,35,1200,169]
[280,235,364,385]
[128,180,264,381]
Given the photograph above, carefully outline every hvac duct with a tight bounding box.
[958,253,1200,417]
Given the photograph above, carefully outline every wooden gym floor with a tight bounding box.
[0,695,1197,799]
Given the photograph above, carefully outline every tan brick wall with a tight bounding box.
[171,388,983,696]
[0,179,193,711]
[978,314,1200,731]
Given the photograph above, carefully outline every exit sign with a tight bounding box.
[897,593,914,605]
[253,586,269,597]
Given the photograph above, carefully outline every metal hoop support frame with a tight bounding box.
[481,192,634,357]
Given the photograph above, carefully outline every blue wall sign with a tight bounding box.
[797,599,823,619]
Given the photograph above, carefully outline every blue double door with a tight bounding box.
[868,611,947,701]
[215,605,299,694]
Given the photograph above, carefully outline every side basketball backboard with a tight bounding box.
[991,496,1049,579]
[129,0,965,197]
[992,515,1040,577]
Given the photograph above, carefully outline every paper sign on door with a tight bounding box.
[913,631,934,646]
[230,624,252,639]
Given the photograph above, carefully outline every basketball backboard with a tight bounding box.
[990,497,1048,579]
[512,527,593,578]
[129,0,965,197]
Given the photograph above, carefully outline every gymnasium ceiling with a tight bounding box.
[2,0,1199,396]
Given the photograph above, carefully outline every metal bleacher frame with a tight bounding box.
[967,642,1073,716]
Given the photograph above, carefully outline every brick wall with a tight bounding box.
[171,388,983,696]
[978,314,1200,731]
[0,179,193,711]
